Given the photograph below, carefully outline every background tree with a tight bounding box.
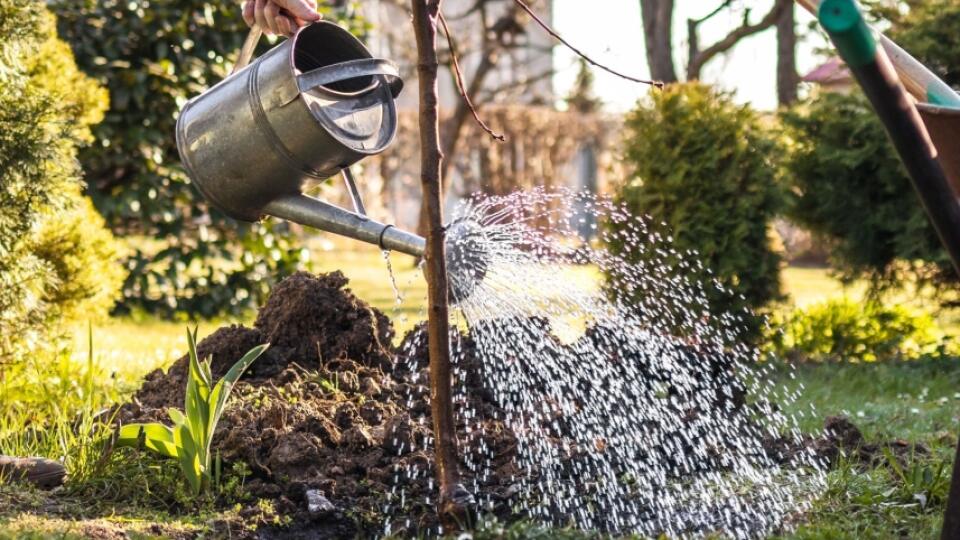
[639,0,678,83]
[0,0,123,365]
[640,0,798,101]
[685,0,791,81]
[776,3,798,105]
[52,0,367,318]
[781,92,951,298]
[609,83,784,336]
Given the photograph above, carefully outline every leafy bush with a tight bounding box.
[32,193,126,324]
[608,83,784,334]
[766,298,952,363]
[780,92,950,294]
[52,1,367,318]
[118,329,267,495]
[0,1,121,363]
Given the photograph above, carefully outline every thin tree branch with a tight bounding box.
[438,9,506,142]
[692,0,733,25]
[510,0,663,88]
[687,0,790,80]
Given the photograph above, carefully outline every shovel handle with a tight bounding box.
[796,0,960,107]
[231,25,263,76]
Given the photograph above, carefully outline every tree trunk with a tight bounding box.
[776,3,798,105]
[415,49,498,238]
[409,0,469,527]
[639,0,678,83]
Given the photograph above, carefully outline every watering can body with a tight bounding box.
[176,22,424,256]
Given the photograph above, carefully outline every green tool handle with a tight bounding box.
[798,0,960,107]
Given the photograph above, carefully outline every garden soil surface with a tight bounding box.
[118,271,904,539]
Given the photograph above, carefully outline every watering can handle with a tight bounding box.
[297,58,404,98]
[231,25,263,76]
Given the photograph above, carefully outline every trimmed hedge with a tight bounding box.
[608,83,784,336]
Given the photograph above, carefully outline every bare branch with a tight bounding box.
[438,10,506,142]
[509,0,663,88]
[687,0,790,80]
[692,0,733,25]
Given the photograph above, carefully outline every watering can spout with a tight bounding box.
[266,193,489,302]
[264,193,426,257]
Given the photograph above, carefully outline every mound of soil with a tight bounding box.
[819,415,927,466]
[132,272,394,411]
[121,272,517,537]
[119,270,879,538]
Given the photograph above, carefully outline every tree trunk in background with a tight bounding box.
[776,3,799,105]
[639,0,678,83]
[409,0,468,527]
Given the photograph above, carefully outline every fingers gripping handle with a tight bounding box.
[296,58,404,98]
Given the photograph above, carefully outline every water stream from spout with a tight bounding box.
[380,249,404,305]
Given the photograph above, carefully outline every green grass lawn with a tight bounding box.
[2,254,957,538]
[774,360,959,539]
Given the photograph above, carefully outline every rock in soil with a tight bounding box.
[0,455,66,489]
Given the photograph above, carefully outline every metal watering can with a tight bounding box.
[176,22,425,257]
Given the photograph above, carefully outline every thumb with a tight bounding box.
[276,0,321,22]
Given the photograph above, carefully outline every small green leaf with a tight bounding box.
[168,408,187,426]
[116,423,179,458]
[209,344,269,440]
[177,422,201,494]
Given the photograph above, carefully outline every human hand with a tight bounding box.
[242,0,322,37]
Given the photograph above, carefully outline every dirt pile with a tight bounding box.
[121,271,517,537]
[819,415,928,466]
[120,270,863,537]
[132,272,394,411]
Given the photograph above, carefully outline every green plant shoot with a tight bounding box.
[116,328,268,494]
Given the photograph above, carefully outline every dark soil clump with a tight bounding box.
[130,271,394,413]
[253,271,394,370]
[820,415,927,466]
